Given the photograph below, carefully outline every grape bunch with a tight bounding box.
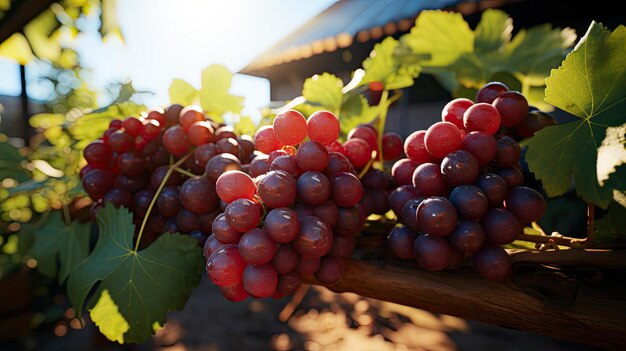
[388,82,552,281]
[81,104,255,248]
[204,110,367,301]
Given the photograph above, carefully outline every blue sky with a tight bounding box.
[0,0,335,114]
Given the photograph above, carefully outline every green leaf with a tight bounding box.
[91,290,130,343]
[24,9,62,62]
[302,73,343,113]
[24,212,90,282]
[595,202,626,242]
[67,204,203,343]
[0,141,28,182]
[474,9,512,52]
[199,64,244,115]
[403,11,474,67]
[338,94,372,134]
[233,116,256,136]
[525,22,626,208]
[362,37,420,90]
[597,124,626,185]
[70,102,145,143]
[169,79,197,106]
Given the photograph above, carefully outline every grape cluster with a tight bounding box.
[388,82,552,281]
[205,110,367,301]
[81,105,255,248]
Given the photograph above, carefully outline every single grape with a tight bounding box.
[187,121,215,146]
[389,185,421,219]
[482,208,522,245]
[413,234,453,271]
[117,151,146,176]
[307,110,340,145]
[449,185,488,219]
[179,106,205,131]
[164,104,183,126]
[103,188,133,209]
[193,143,217,169]
[292,216,333,257]
[392,158,419,186]
[401,198,424,231]
[412,163,450,197]
[243,264,278,298]
[449,219,485,253]
[343,138,372,168]
[516,110,558,138]
[323,152,354,178]
[221,282,248,302]
[296,256,321,276]
[109,119,123,129]
[442,98,473,129]
[335,205,366,236]
[264,207,300,243]
[313,201,339,228]
[180,177,218,214]
[82,169,114,200]
[238,136,255,160]
[162,125,190,156]
[134,135,148,151]
[387,225,418,259]
[296,141,329,172]
[463,103,501,135]
[475,173,508,207]
[272,244,299,274]
[424,122,463,159]
[257,170,297,208]
[440,150,479,186]
[330,172,363,207]
[249,155,270,178]
[122,117,144,137]
[276,272,303,296]
[216,138,240,157]
[270,155,303,178]
[84,141,112,167]
[492,91,529,127]
[143,119,164,140]
[254,125,283,154]
[297,171,331,206]
[504,186,547,224]
[203,234,225,258]
[205,153,242,183]
[273,109,307,146]
[460,131,497,165]
[212,213,243,244]
[268,149,288,164]
[495,167,523,188]
[239,228,278,266]
[225,198,260,232]
[206,245,246,287]
[156,186,181,217]
[216,170,256,203]
[215,126,236,141]
[176,208,200,232]
[133,190,154,217]
[347,125,378,153]
[314,256,344,284]
[472,245,512,281]
[494,135,521,168]
[108,130,134,153]
[382,132,404,160]
[404,130,435,164]
[416,196,458,237]
[476,82,509,104]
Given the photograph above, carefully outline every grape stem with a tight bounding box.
[134,154,191,252]
[174,167,196,178]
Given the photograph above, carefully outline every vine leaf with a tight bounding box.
[67,204,204,343]
[233,115,256,136]
[22,212,90,283]
[595,202,626,243]
[199,64,244,117]
[362,37,420,90]
[302,73,343,113]
[0,141,29,182]
[525,22,626,208]
[474,9,512,52]
[169,79,198,106]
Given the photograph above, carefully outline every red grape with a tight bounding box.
[188,121,215,146]
[297,171,330,206]
[224,198,260,232]
[179,106,205,131]
[257,170,297,208]
[180,177,218,214]
[387,225,418,259]
[238,228,278,265]
[254,125,282,154]
[264,207,300,243]
[382,132,404,160]
[404,130,434,164]
[243,264,278,298]
[504,186,546,224]
[442,98,473,129]
[162,125,190,156]
[206,245,246,287]
[476,82,508,104]
[273,109,307,146]
[330,172,363,207]
[416,196,458,237]
[472,245,512,281]
[392,158,419,186]
[424,122,463,159]
[296,141,329,172]
[463,103,501,135]
[412,163,450,197]
[216,170,256,203]
[307,110,340,145]
[292,216,333,257]
[343,138,372,168]
[460,131,497,165]
[492,91,528,127]
[413,234,453,271]
[122,117,144,137]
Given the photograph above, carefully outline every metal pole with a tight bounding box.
[19,64,29,145]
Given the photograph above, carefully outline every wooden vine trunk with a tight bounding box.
[306,248,626,350]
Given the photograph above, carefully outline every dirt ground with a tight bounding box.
[32,274,595,351]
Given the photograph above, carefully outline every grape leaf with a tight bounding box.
[199,64,244,115]
[0,141,29,182]
[595,202,626,242]
[22,212,90,282]
[70,102,145,142]
[302,73,343,113]
[67,204,203,343]
[233,115,256,136]
[474,9,512,52]
[362,37,420,90]
[596,124,626,185]
[525,22,626,208]
[169,79,197,106]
